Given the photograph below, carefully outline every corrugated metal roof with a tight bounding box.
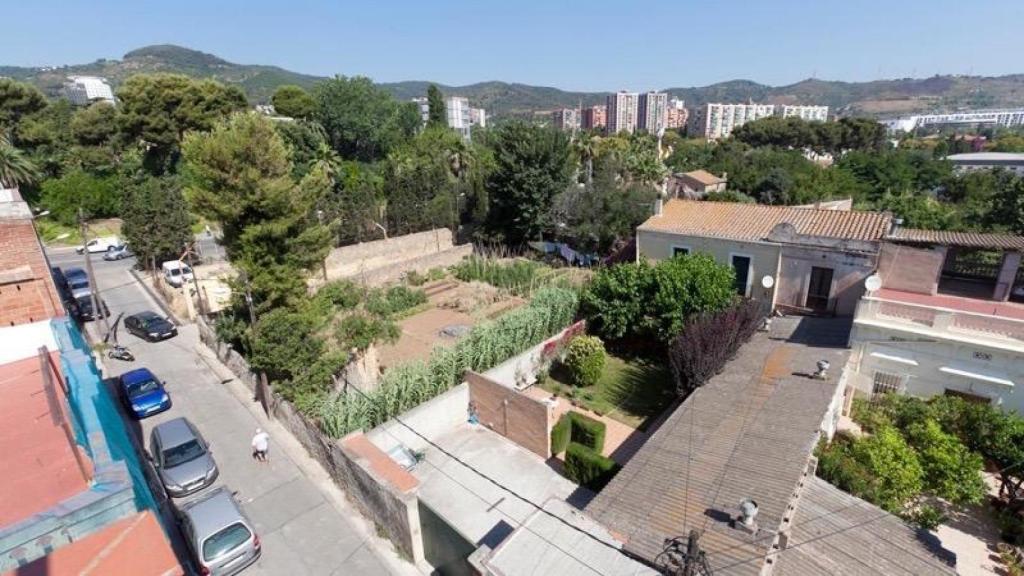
[887,227,1024,251]
[640,200,891,243]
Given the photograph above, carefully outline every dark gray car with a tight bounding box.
[178,487,261,576]
[150,417,219,497]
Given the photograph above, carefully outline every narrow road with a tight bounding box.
[46,247,407,576]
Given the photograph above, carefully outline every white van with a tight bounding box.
[161,260,195,288]
[77,236,121,254]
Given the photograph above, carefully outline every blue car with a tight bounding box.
[118,368,171,418]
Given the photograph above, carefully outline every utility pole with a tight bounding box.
[662,530,713,576]
[316,210,328,282]
[242,274,272,420]
[78,208,110,336]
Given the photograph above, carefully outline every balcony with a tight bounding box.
[855,288,1024,352]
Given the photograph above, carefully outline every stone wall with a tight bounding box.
[323,228,457,284]
[353,244,472,287]
[466,371,552,459]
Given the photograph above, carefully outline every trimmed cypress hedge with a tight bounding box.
[564,442,621,491]
[568,411,606,453]
[551,413,572,455]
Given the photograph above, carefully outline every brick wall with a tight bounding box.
[0,220,63,326]
[466,371,551,459]
[877,242,945,295]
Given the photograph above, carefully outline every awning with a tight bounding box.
[870,351,919,366]
[940,366,1014,388]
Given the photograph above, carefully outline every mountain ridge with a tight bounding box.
[4,44,1024,119]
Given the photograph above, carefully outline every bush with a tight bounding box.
[40,170,123,225]
[905,419,986,506]
[905,504,947,531]
[452,256,547,296]
[551,414,571,455]
[819,426,924,514]
[248,308,324,383]
[336,313,399,351]
[366,285,428,317]
[564,336,605,387]
[668,299,763,397]
[568,411,606,452]
[315,280,362,310]
[564,443,620,491]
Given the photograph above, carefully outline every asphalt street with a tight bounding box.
[46,247,402,576]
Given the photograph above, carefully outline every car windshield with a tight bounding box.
[169,269,181,276]
[163,439,205,468]
[69,279,89,290]
[202,522,251,562]
[127,378,160,398]
[139,315,162,328]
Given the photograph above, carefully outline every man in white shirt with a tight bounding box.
[251,428,270,463]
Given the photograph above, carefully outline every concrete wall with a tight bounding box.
[324,229,455,282]
[483,321,585,389]
[368,383,470,455]
[877,242,945,295]
[850,322,1024,414]
[637,229,781,301]
[352,244,472,288]
[776,245,876,316]
[466,372,552,459]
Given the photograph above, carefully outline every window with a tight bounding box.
[202,523,252,561]
[871,371,904,396]
[672,246,690,258]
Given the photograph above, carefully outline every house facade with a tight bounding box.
[666,169,727,198]
[637,200,891,316]
[848,229,1024,412]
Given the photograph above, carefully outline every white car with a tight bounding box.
[77,236,121,254]
[162,260,195,288]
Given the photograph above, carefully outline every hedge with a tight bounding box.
[564,336,605,387]
[668,298,763,398]
[551,414,572,455]
[564,442,620,491]
[568,411,606,453]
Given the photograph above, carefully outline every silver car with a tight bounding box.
[103,243,133,261]
[178,487,261,576]
[150,417,219,497]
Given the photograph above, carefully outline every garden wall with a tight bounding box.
[367,383,470,455]
[483,320,585,390]
[466,371,552,459]
[195,317,425,564]
[322,228,469,286]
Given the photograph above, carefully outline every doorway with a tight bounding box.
[806,266,834,312]
[731,255,751,296]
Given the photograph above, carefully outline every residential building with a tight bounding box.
[446,96,472,140]
[606,91,639,134]
[551,108,580,132]
[688,102,776,140]
[884,108,1024,133]
[637,91,668,134]
[0,189,65,326]
[411,96,430,124]
[586,316,956,575]
[469,107,487,129]
[666,169,727,199]
[947,152,1024,176]
[580,105,606,131]
[666,98,687,129]
[848,228,1024,413]
[637,199,892,314]
[775,104,829,122]
[63,75,115,106]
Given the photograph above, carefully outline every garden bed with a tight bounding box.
[538,353,674,430]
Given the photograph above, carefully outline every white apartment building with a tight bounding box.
[637,91,668,135]
[411,97,430,124]
[776,104,829,122]
[63,76,115,106]
[469,107,486,129]
[687,102,775,139]
[551,108,580,132]
[606,91,639,134]
[413,95,484,140]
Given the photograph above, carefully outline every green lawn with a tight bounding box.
[539,353,676,429]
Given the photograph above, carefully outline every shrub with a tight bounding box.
[564,336,605,387]
[452,256,547,296]
[366,285,428,317]
[905,419,986,506]
[905,504,947,531]
[249,308,324,383]
[405,270,426,286]
[848,426,924,513]
[568,411,606,452]
[564,443,620,491]
[668,299,763,397]
[551,414,571,455]
[315,280,362,310]
[336,313,399,351]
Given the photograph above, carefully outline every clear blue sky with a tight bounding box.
[3,0,1022,91]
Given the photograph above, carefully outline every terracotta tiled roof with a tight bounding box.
[682,169,726,185]
[640,200,891,242]
[887,227,1024,251]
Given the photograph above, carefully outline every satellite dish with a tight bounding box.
[865,274,882,292]
[761,275,775,289]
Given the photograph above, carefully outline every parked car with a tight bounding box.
[72,294,109,321]
[177,487,261,575]
[149,417,218,497]
[66,276,91,299]
[103,243,134,261]
[125,311,178,341]
[76,236,121,254]
[162,260,195,288]
[117,367,171,418]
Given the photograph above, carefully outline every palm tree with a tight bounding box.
[0,135,39,189]
[572,131,598,186]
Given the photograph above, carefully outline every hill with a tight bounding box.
[5,44,1024,119]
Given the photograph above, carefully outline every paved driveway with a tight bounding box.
[46,248,405,576]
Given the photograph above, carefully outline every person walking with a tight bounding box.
[251,428,270,463]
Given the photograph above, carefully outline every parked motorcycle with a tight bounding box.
[107,345,135,362]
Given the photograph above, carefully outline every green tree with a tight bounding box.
[39,169,121,225]
[485,121,572,244]
[274,120,330,179]
[312,76,420,162]
[876,192,960,230]
[120,176,192,269]
[68,102,122,173]
[382,126,469,235]
[988,175,1024,234]
[0,79,47,135]
[0,135,40,188]
[426,84,446,127]
[14,99,74,179]
[571,131,599,185]
[849,426,924,513]
[183,113,331,311]
[248,307,324,382]
[905,419,986,506]
[271,85,316,119]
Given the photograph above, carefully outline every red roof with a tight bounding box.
[0,351,92,526]
[4,510,183,576]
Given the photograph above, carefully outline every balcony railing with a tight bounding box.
[856,296,1024,346]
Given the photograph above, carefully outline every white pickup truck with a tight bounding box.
[77,236,121,254]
